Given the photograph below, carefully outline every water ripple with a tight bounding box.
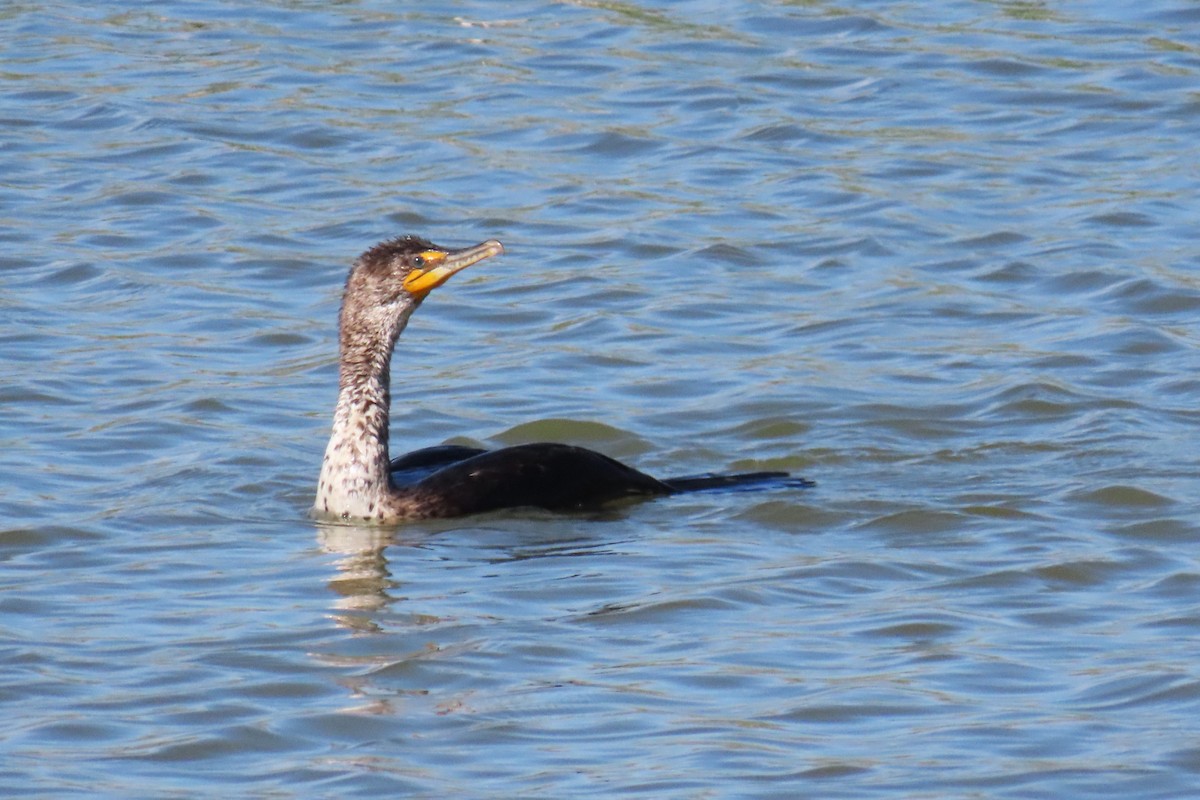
[3,1,1200,797]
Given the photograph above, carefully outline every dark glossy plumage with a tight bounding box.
[389,442,812,516]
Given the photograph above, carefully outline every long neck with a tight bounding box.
[314,303,417,521]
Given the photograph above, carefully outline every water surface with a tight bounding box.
[2,1,1200,797]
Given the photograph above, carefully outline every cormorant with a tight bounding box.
[313,235,810,523]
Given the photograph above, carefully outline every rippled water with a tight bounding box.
[3,1,1200,796]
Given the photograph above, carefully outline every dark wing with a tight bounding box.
[389,444,488,486]
[403,442,671,517]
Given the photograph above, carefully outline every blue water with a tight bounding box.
[3,1,1200,797]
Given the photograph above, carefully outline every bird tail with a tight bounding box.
[661,471,814,494]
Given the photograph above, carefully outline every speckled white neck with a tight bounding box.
[312,295,421,523]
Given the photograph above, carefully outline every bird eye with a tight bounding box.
[412,255,425,268]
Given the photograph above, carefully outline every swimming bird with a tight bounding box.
[313,235,810,523]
